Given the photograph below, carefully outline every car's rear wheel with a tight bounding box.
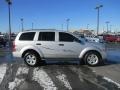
[24,51,40,67]
[84,51,101,66]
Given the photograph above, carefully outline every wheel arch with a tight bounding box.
[79,49,102,60]
[22,49,41,59]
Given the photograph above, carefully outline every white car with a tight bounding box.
[13,30,106,67]
[85,35,101,43]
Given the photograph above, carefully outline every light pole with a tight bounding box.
[61,24,63,30]
[95,5,103,35]
[32,23,34,30]
[110,25,112,32]
[106,21,110,33]
[6,0,12,47]
[87,24,89,29]
[66,19,70,31]
[21,18,24,31]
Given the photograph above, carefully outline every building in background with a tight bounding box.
[70,29,94,36]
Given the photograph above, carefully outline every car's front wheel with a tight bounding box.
[84,51,102,66]
[24,51,40,67]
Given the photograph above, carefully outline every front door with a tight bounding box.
[56,32,82,58]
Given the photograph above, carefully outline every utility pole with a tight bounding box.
[61,24,63,30]
[32,23,34,30]
[66,19,70,31]
[21,18,24,31]
[87,24,89,29]
[6,0,12,47]
[106,21,110,33]
[95,5,103,35]
[110,25,112,32]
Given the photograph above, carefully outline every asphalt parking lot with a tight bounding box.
[0,62,119,90]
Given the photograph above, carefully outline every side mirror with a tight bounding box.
[74,38,81,43]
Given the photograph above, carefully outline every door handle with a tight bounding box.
[58,44,64,46]
[36,43,41,45]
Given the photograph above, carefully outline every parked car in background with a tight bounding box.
[13,30,106,67]
[116,35,120,42]
[0,37,7,47]
[78,34,87,42]
[85,35,103,43]
[103,35,117,42]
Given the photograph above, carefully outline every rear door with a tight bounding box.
[35,31,58,58]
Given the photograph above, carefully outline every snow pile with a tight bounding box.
[33,68,57,90]
[103,76,120,88]
[16,67,29,75]
[56,73,72,90]
[0,64,7,84]
[9,78,24,90]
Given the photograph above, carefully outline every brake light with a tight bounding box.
[12,41,16,52]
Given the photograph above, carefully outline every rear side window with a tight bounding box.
[59,32,75,42]
[38,32,55,41]
[19,32,35,41]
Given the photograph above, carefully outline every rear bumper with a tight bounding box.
[12,51,22,58]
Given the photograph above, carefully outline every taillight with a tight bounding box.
[12,41,16,52]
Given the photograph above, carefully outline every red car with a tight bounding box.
[103,35,117,42]
[116,36,120,42]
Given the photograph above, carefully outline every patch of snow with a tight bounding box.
[8,66,29,90]
[0,64,7,84]
[8,78,24,90]
[16,67,29,76]
[56,73,72,90]
[32,68,57,90]
[103,76,120,88]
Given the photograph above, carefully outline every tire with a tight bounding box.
[84,51,102,66]
[24,51,40,67]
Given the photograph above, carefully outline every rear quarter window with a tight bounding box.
[19,32,35,41]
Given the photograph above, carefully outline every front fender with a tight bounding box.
[79,47,101,59]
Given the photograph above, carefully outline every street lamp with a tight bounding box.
[66,19,70,31]
[61,24,63,30]
[110,25,112,32]
[32,23,34,30]
[6,0,12,47]
[87,24,89,29]
[106,21,110,33]
[95,5,103,35]
[21,18,24,31]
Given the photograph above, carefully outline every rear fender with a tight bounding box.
[20,45,44,58]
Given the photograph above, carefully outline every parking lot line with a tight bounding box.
[0,64,7,84]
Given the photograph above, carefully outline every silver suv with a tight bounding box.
[13,30,106,67]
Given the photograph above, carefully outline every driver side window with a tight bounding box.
[59,32,78,42]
